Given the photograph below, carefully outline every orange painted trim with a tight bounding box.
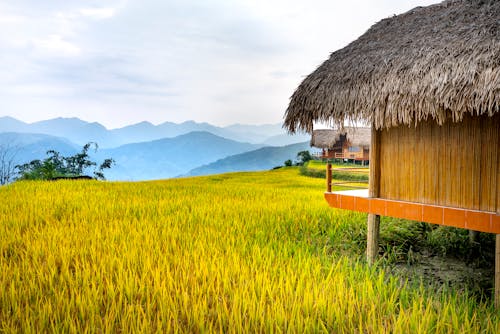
[324,192,500,234]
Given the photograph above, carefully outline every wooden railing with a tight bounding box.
[326,163,369,192]
[334,152,367,160]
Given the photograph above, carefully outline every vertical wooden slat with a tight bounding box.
[466,117,480,210]
[431,122,439,204]
[481,114,499,212]
[419,124,428,203]
[418,122,429,204]
[472,118,481,209]
[367,126,381,264]
[438,121,447,207]
[496,119,500,308]
[479,118,487,211]
[491,115,498,211]
[450,121,458,207]
[379,129,385,198]
[497,114,500,214]
[495,119,500,307]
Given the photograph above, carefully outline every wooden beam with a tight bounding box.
[367,126,381,264]
[496,132,500,308]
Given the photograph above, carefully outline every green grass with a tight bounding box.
[0,167,498,332]
[300,160,369,183]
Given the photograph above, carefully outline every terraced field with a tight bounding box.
[0,168,498,332]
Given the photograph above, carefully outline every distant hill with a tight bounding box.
[0,132,79,167]
[0,116,29,132]
[185,142,314,176]
[95,131,263,180]
[261,133,310,146]
[0,116,308,148]
[110,120,228,145]
[0,117,118,147]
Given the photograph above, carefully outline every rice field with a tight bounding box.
[0,168,498,332]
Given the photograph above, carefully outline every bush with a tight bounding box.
[296,151,312,165]
[16,142,114,181]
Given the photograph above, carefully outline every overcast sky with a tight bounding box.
[0,0,441,129]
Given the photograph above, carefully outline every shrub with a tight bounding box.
[16,142,114,181]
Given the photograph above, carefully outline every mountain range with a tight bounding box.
[0,117,314,180]
[0,116,309,147]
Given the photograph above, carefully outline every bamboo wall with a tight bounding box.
[379,114,499,212]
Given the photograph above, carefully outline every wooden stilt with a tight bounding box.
[367,214,380,264]
[495,235,500,308]
[367,126,381,265]
[326,163,332,193]
[496,128,500,308]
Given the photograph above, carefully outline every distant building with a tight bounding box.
[310,127,370,164]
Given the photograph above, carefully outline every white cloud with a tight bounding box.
[79,8,116,19]
[33,34,81,56]
[0,14,26,24]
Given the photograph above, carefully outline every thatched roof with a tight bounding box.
[311,127,371,149]
[284,0,500,133]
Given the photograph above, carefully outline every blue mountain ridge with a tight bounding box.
[0,116,309,148]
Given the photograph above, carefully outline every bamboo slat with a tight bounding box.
[497,122,500,214]
[378,114,499,211]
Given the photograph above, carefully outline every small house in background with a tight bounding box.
[284,0,500,305]
[311,127,370,164]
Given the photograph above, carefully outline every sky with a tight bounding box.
[0,0,441,129]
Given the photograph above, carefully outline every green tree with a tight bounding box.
[16,142,114,181]
[284,159,293,167]
[296,150,312,165]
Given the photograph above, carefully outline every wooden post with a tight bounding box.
[496,133,500,308]
[367,126,381,264]
[496,235,500,308]
[367,215,380,264]
[326,163,332,193]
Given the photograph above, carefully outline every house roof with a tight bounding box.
[284,0,500,133]
[310,127,371,149]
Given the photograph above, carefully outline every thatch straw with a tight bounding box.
[284,0,500,133]
[311,127,371,148]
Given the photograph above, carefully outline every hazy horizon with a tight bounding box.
[1,114,288,131]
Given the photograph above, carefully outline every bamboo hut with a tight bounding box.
[311,127,370,163]
[284,0,500,304]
